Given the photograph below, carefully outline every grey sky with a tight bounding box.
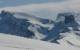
[0,0,66,8]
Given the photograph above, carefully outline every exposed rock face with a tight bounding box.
[37,12,80,43]
[57,12,79,30]
[0,10,34,38]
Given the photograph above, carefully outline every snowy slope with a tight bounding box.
[0,33,80,50]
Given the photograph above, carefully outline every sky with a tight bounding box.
[0,0,80,20]
[0,0,66,8]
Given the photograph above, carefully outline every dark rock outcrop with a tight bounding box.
[0,10,34,38]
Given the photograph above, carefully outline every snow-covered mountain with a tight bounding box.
[0,7,80,50]
[0,10,80,44]
[0,0,80,50]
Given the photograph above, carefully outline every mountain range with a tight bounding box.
[0,10,80,45]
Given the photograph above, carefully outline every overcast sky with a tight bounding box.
[0,0,80,20]
[0,0,67,8]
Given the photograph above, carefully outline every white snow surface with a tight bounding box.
[0,32,80,50]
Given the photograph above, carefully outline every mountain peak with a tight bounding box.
[0,10,34,38]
